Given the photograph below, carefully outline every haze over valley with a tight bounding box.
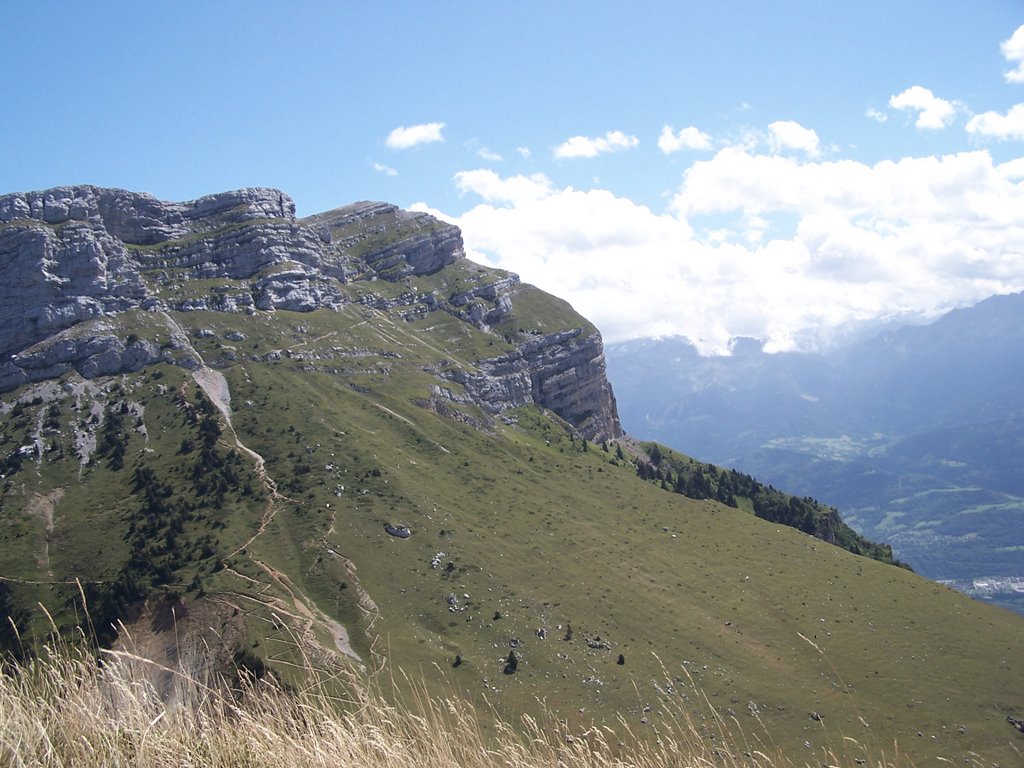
[606,291,1024,614]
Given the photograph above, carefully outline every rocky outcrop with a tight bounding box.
[447,274,518,329]
[0,219,148,358]
[0,185,294,245]
[303,201,464,278]
[0,185,622,443]
[0,333,171,392]
[133,221,324,283]
[0,186,301,359]
[0,188,470,362]
[251,265,346,312]
[449,329,622,443]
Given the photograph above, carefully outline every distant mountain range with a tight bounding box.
[606,292,1024,613]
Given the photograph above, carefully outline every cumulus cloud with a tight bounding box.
[553,130,639,158]
[516,146,532,159]
[767,120,820,156]
[372,162,398,177]
[435,150,1024,355]
[966,103,1024,140]
[1002,24,1024,83]
[889,86,957,130]
[385,122,445,149]
[658,125,713,154]
[998,157,1024,179]
[866,107,888,123]
[477,147,503,161]
[454,169,553,204]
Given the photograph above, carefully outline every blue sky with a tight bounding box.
[4,2,1024,353]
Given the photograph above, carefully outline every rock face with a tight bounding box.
[0,186,299,358]
[0,185,622,441]
[304,201,465,278]
[0,333,166,392]
[451,329,622,443]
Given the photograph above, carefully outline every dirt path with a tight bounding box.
[158,311,370,671]
[250,559,362,664]
[25,488,63,575]
[323,548,382,664]
[373,402,416,426]
[190,364,363,666]
[189,365,289,558]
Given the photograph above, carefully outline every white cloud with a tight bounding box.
[658,125,713,154]
[866,107,888,123]
[998,157,1024,179]
[516,146,532,159]
[372,162,398,177]
[1002,24,1024,83]
[889,86,957,130]
[385,122,445,150]
[767,120,820,156]
[966,103,1024,140]
[438,150,1024,355]
[553,130,639,159]
[454,169,553,204]
[477,147,503,161]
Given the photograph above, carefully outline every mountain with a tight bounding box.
[606,293,1024,612]
[1,186,1022,764]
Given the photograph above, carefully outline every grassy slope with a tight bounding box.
[1,280,1022,765]
[233,363,1023,765]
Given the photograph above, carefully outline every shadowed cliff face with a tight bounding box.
[0,185,621,441]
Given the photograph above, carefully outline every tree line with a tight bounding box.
[635,443,906,567]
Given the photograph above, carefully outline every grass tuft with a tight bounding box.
[0,635,993,768]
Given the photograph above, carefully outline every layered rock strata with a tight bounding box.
[449,329,621,443]
[0,185,622,440]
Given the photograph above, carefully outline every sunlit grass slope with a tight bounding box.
[1,281,1022,766]
[1,634,1014,768]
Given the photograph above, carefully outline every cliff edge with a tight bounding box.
[0,185,621,441]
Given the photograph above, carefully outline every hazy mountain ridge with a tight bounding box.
[1,186,1022,763]
[607,291,1024,610]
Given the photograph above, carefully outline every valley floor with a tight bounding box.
[938,575,1024,614]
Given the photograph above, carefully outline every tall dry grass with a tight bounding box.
[0,628,950,768]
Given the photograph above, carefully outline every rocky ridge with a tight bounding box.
[448,329,621,442]
[0,185,621,441]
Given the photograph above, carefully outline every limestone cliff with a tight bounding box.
[449,329,621,443]
[0,185,622,441]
